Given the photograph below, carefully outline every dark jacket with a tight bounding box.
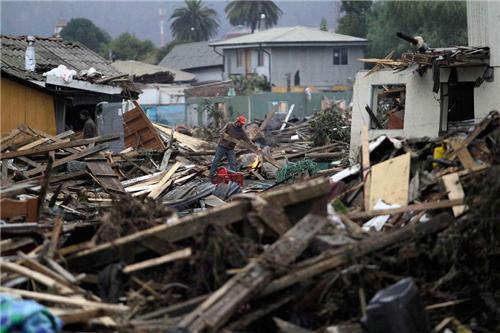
[218,122,250,149]
[83,118,97,139]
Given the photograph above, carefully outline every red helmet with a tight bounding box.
[236,115,246,125]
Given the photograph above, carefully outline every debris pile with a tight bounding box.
[1,106,499,332]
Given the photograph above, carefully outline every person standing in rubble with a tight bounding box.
[210,115,257,179]
[80,110,97,139]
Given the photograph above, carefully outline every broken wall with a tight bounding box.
[350,69,439,157]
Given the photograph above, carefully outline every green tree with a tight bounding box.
[109,33,157,61]
[320,17,328,31]
[225,0,283,33]
[335,0,372,38]
[170,0,219,42]
[366,1,467,58]
[60,18,111,54]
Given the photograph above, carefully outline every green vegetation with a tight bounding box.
[225,0,282,33]
[170,0,219,42]
[60,18,111,54]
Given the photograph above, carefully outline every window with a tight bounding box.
[236,50,242,67]
[333,47,348,65]
[370,84,406,129]
[257,49,264,66]
[440,81,475,132]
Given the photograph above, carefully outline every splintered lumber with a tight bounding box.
[154,123,211,152]
[0,260,73,294]
[0,134,120,160]
[147,162,181,199]
[369,152,411,209]
[0,287,129,312]
[441,173,466,217]
[47,215,63,258]
[361,126,371,211]
[49,308,107,324]
[24,144,107,177]
[180,210,328,332]
[263,212,454,295]
[346,199,463,220]
[123,248,192,274]
[67,178,330,271]
[244,194,292,235]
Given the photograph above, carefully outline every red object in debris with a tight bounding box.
[212,167,244,186]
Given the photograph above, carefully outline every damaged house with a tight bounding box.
[349,0,500,155]
[0,35,134,136]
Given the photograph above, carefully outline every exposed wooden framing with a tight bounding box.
[122,248,192,274]
[147,162,181,199]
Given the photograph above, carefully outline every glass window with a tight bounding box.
[236,50,242,67]
[333,47,348,65]
[258,50,264,66]
[341,48,348,65]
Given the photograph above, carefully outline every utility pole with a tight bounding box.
[159,8,166,47]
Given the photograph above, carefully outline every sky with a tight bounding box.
[1,1,341,46]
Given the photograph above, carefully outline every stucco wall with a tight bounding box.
[467,0,500,67]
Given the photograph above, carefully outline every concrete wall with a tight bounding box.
[350,70,440,157]
[350,67,500,157]
[186,91,352,127]
[186,66,224,82]
[270,46,365,87]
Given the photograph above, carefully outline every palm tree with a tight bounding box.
[170,0,219,42]
[225,0,283,33]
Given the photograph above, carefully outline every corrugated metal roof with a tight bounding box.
[111,60,195,82]
[158,41,223,70]
[210,26,367,47]
[0,35,121,82]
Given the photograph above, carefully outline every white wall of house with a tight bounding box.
[467,0,500,67]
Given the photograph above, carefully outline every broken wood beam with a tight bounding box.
[122,248,192,274]
[147,162,181,199]
[0,286,129,312]
[179,210,328,332]
[67,178,330,270]
[0,134,120,160]
[263,212,454,295]
[346,199,463,220]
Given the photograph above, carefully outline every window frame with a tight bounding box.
[236,49,242,68]
[257,49,264,67]
[333,47,348,65]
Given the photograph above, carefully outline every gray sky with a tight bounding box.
[1,1,341,46]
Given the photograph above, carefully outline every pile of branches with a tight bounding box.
[309,104,351,146]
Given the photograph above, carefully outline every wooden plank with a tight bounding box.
[449,139,479,170]
[1,134,120,160]
[50,308,106,324]
[0,198,38,221]
[122,248,192,274]
[369,152,411,209]
[123,103,165,150]
[0,287,129,311]
[67,178,331,269]
[86,159,125,194]
[154,123,211,152]
[0,260,73,294]
[346,198,463,220]
[47,215,64,258]
[24,144,107,177]
[360,126,371,211]
[441,173,466,217]
[147,162,181,199]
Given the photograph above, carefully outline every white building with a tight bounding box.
[349,1,500,156]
